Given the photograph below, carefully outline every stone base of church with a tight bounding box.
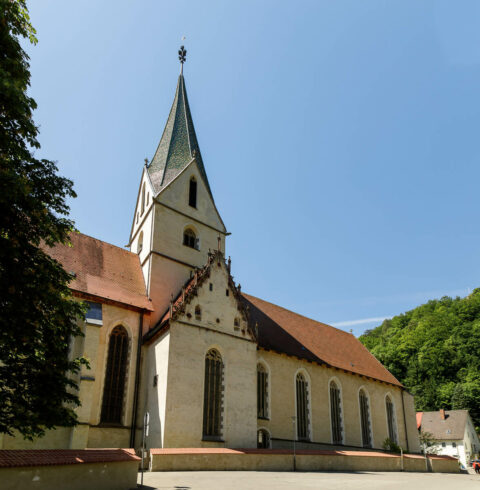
[149,448,459,473]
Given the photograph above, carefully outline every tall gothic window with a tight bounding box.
[386,396,397,443]
[257,364,268,419]
[203,349,224,439]
[101,326,129,424]
[296,372,310,441]
[141,183,146,215]
[183,228,197,249]
[330,380,343,444]
[359,389,372,448]
[189,177,197,208]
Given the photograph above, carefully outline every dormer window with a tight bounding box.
[183,228,198,249]
[189,177,197,208]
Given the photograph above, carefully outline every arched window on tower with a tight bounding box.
[101,325,129,424]
[359,389,372,448]
[189,177,197,208]
[296,372,310,441]
[203,349,224,439]
[141,183,146,215]
[330,380,343,444]
[137,231,143,254]
[257,364,268,419]
[183,228,197,249]
[386,395,397,443]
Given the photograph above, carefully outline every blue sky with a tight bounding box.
[26,1,480,335]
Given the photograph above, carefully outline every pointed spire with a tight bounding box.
[147,48,213,198]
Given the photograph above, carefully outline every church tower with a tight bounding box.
[129,47,227,325]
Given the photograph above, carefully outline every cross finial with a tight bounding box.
[178,45,187,74]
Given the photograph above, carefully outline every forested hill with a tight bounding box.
[359,289,480,430]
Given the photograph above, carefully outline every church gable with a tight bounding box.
[155,250,254,341]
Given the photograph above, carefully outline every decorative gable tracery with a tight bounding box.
[158,249,255,340]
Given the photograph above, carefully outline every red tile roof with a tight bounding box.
[242,293,402,386]
[417,412,423,430]
[0,449,139,468]
[47,232,152,311]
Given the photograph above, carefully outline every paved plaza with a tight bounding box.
[136,470,479,490]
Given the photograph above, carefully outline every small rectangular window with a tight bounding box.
[226,289,229,296]
[441,442,446,447]
[86,301,102,324]
[452,442,457,448]
[209,283,213,291]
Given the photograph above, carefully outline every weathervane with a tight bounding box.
[178,45,187,74]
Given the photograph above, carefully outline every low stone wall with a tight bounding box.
[0,449,140,490]
[149,448,459,473]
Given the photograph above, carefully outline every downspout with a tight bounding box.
[401,388,410,452]
[130,311,144,448]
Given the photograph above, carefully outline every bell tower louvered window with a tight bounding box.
[295,372,310,441]
[359,389,372,448]
[202,349,224,439]
[386,396,397,443]
[330,381,343,444]
[101,326,129,424]
[257,364,268,419]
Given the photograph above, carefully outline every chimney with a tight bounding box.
[440,409,446,420]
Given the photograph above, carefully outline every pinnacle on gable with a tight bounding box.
[147,74,213,198]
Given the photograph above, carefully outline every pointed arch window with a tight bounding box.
[386,396,397,443]
[296,372,310,441]
[359,389,372,448]
[203,349,224,439]
[183,228,197,249]
[137,231,143,254]
[141,183,146,215]
[330,380,343,444]
[257,363,269,419]
[189,177,197,208]
[101,326,129,424]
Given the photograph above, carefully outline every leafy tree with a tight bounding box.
[360,289,480,431]
[0,0,87,440]
[419,431,439,455]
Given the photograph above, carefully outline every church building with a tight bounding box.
[0,50,420,454]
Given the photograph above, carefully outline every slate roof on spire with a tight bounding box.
[148,75,212,197]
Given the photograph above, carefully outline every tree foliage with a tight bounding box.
[360,289,480,431]
[0,0,87,439]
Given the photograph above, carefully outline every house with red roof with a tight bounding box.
[1,51,420,454]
